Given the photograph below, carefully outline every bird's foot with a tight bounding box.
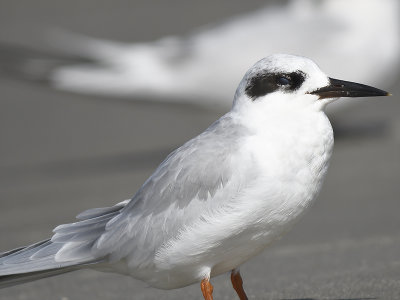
[200,277,214,300]
[231,269,248,300]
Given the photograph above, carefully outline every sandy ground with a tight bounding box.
[0,1,399,299]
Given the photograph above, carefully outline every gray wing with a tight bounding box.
[0,114,251,278]
[90,114,251,266]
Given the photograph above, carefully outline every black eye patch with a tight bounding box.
[283,71,306,91]
[245,71,306,100]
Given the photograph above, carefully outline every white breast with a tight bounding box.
[145,110,333,289]
[243,110,334,235]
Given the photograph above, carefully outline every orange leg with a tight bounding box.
[200,277,214,300]
[231,269,248,300]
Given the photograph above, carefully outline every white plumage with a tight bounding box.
[46,0,398,110]
[0,54,388,299]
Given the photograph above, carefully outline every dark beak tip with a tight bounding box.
[312,77,391,99]
[375,91,391,97]
[377,91,391,97]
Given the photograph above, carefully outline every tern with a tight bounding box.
[29,0,400,109]
[0,54,389,299]
[0,0,397,111]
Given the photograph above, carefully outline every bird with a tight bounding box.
[0,54,389,299]
[4,0,394,111]
[0,0,397,112]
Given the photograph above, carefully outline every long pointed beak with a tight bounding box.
[310,78,390,99]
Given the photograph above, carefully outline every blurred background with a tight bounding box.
[0,0,399,299]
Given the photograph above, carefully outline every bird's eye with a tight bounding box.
[278,76,290,85]
[277,76,291,86]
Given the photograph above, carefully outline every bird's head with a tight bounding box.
[233,54,389,113]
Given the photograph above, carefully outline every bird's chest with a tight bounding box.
[240,114,334,237]
[151,114,333,283]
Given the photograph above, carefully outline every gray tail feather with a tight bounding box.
[0,239,103,289]
[0,238,106,289]
[0,266,77,289]
[0,200,128,289]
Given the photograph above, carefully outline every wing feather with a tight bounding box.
[91,115,251,266]
[1,114,251,282]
